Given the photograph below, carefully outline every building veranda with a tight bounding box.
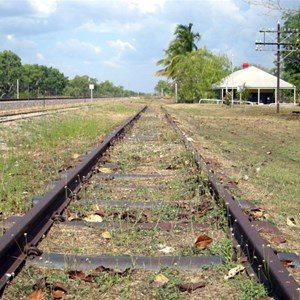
[213,65,297,105]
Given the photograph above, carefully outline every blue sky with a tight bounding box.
[0,0,298,93]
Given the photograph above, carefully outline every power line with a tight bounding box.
[255,22,299,113]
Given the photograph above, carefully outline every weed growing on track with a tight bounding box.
[206,239,234,264]
[233,276,268,300]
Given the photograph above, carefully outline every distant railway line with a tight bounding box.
[0,96,127,111]
[0,97,129,123]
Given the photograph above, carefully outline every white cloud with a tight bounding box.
[102,39,136,68]
[126,0,166,13]
[81,20,142,34]
[6,34,14,40]
[1,33,37,55]
[36,52,45,60]
[108,39,136,52]
[57,39,102,56]
[28,0,57,17]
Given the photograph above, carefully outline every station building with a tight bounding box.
[214,64,296,104]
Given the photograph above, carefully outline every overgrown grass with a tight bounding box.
[166,104,300,218]
[0,103,142,216]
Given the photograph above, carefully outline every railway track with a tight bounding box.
[0,107,87,123]
[0,97,128,112]
[0,97,132,123]
[0,105,299,299]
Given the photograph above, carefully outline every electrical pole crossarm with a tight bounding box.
[255,22,299,113]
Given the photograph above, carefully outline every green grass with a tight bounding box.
[233,276,268,300]
[109,105,139,114]
[206,239,234,265]
[148,269,184,300]
[0,104,141,216]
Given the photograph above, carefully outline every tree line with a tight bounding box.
[0,50,141,99]
[155,8,299,103]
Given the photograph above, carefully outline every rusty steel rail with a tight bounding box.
[0,107,85,124]
[162,106,300,300]
[0,106,147,292]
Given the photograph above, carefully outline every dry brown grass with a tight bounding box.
[165,103,300,255]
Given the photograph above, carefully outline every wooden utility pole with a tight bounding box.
[276,21,280,113]
[255,22,298,113]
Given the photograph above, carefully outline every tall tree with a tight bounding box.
[154,80,173,96]
[156,23,200,79]
[0,50,22,98]
[41,66,68,96]
[281,9,300,95]
[97,80,118,96]
[63,75,90,97]
[20,64,68,97]
[175,48,231,102]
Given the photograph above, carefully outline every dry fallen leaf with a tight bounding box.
[72,153,80,160]
[271,236,286,244]
[52,283,68,294]
[98,167,113,173]
[68,271,96,283]
[177,282,205,293]
[52,290,67,299]
[26,290,45,300]
[227,181,239,186]
[194,234,213,249]
[68,270,86,280]
[280,259,294,268]
[95,209,106,217]
[95,265,130,276]
[69,266,130,285]
[66,211,79,221]
[83,214,103,223]
[101,231,112,239]
[247,208,265,218]
[152,274,169,287]
[250,208,265,218]
[224,265,245,280]
[287,217,299,227]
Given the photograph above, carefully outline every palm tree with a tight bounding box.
[156,23,201,79]
[173,23,201,54]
